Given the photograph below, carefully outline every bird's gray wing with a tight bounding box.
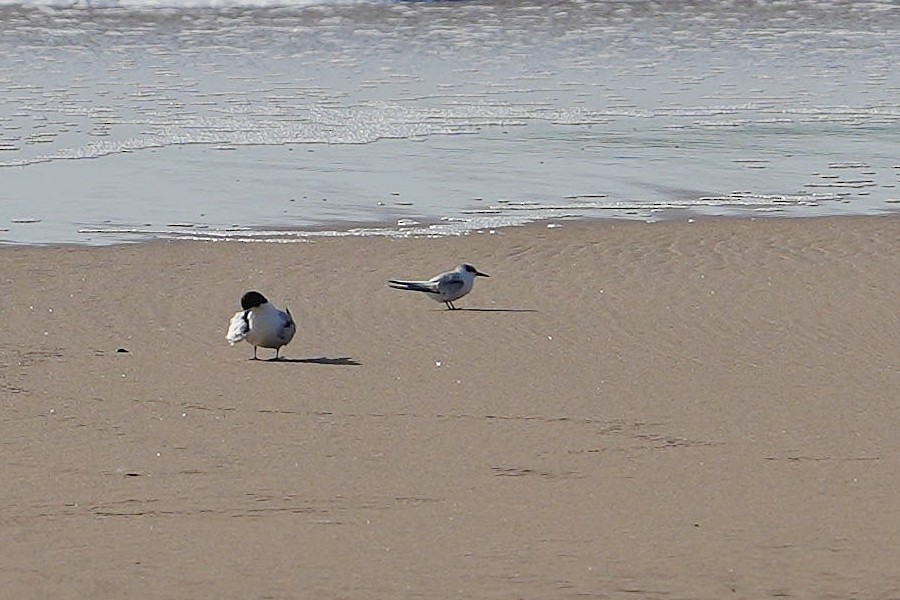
[435,272,467,296]
[277,308,296,344]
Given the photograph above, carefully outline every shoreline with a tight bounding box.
[4,209,899,249]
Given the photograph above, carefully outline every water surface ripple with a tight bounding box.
[1,0,898,244]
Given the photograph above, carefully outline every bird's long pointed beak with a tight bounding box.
[476,271,490,277]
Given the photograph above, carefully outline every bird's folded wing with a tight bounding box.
[437,277,465,295]
[226,310,250,344]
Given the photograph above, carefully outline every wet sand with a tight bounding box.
[2,215,899,599]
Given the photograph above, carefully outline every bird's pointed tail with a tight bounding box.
[388,280,435,293]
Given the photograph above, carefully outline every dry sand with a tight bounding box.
[2,215,899,599]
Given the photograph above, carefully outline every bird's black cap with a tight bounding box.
[240,291,269,310]
[462,263,489,277]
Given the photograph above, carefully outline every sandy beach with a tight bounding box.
[2,215,899,599]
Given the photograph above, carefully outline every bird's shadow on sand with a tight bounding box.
[440,307,538,313]
[264,356,361,366]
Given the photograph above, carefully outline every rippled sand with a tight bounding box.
[2,215,899,598]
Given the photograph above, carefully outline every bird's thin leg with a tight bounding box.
[251,346,259,360]
[275,347,281,360]
[446,301,456,310]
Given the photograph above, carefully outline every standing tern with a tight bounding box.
[226,291,296,360]
[388,263,490,310]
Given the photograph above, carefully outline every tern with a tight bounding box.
[388,263,490,310]
[226,291,296,360]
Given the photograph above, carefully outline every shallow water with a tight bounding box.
[1,0,898,244]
